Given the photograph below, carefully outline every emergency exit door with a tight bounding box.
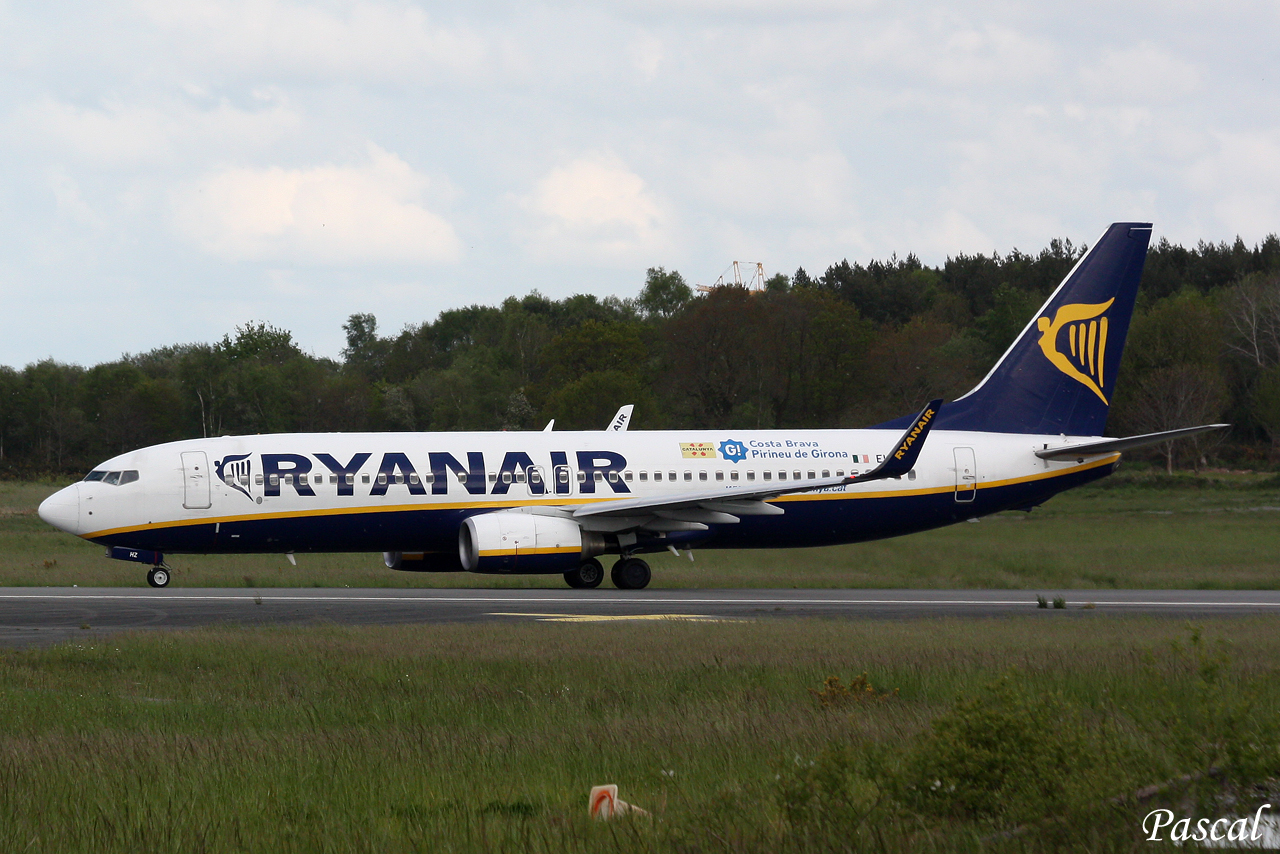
[953,447,977,502]
[182,451,212,509]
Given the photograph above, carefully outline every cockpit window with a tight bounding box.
[84,470,139,486]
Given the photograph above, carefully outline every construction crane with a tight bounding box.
[696,261,767,294]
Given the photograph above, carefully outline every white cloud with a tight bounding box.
[10,95,300,167]
[518,154,671,263]
[136,0,487,82]
[1079,43,1202,103]
[173,144,462,265]
[1186,130,1280,234]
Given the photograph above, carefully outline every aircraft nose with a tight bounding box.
[38,483,81,535]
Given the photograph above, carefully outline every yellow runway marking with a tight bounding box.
[488,612,734,623]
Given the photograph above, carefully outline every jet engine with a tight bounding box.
[459,511,605,574]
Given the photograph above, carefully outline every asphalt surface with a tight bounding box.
[0,587,1278,647]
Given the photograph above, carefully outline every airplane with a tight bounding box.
[39,222,1226,590]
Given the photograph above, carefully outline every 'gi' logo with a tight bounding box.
[214,454,253,500]
[718,439,748,463]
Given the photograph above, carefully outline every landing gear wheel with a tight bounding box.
[564,558,604,589]
[611,558,651,590]
[147,567,170,588]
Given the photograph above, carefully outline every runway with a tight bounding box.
[0,587,1278,647]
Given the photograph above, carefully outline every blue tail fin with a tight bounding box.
[883,222,1152,436]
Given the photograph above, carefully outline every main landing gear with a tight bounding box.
[564,558,604,589]
[146,567,171,588]
[563,557,652,589]
[610,557,651,590]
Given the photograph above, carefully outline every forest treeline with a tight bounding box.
[4,233,1280,476]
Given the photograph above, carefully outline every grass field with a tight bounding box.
[0,616,1276,851]
[6,469,1280,589]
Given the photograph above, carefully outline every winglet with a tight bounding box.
[607,405,634,431]
[850,399,942,484]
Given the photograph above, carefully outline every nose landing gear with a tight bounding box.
[146,567,171,588]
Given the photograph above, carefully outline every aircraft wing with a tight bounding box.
[1034,423,1229,460]
[569,400,941,531]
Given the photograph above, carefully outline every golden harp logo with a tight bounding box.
[1035,299,1114,403]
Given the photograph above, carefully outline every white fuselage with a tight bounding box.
[39,427,1116,566]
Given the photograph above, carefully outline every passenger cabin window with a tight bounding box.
[269,474,279,486]
[377,473,387,485]
[908,470,917,481]
[501,472,512,484]
[807,471,815,479]
[715,471,723,481]
[608,472,618,483]
[684,471,692,482]
[577,471,586,483]
[639,472,648,482]
[836,470,844,477]
[409,473,420,485]
[822,470,830,478]
[594,472,604,482]
[730,471,739,481]
[747,471,755,481]
[393,474,404,484]
[490,472,499,483]
[777,471,786,480]
[763,471,772,481]
[653,472,661,482]
[668,471,676,481]
[345,474,355,485]
[362,474,370,484]
[624,471,633,482]
[516,472,526,483]
[256,474,264,485]
[794,471,802,480]
[698,471,707,481]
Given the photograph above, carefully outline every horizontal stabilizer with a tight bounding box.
[1035,424,1229,460]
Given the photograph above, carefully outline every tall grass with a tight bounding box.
[0,617,1276,851]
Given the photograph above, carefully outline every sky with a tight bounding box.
[1,1,1277,368]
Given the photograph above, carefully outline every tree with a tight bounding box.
[342,313,388,378]
[1127,365,1228,473]
[637,267,692,319]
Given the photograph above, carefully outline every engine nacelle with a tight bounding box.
[459,512,605,574]
[383,551,464,572]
